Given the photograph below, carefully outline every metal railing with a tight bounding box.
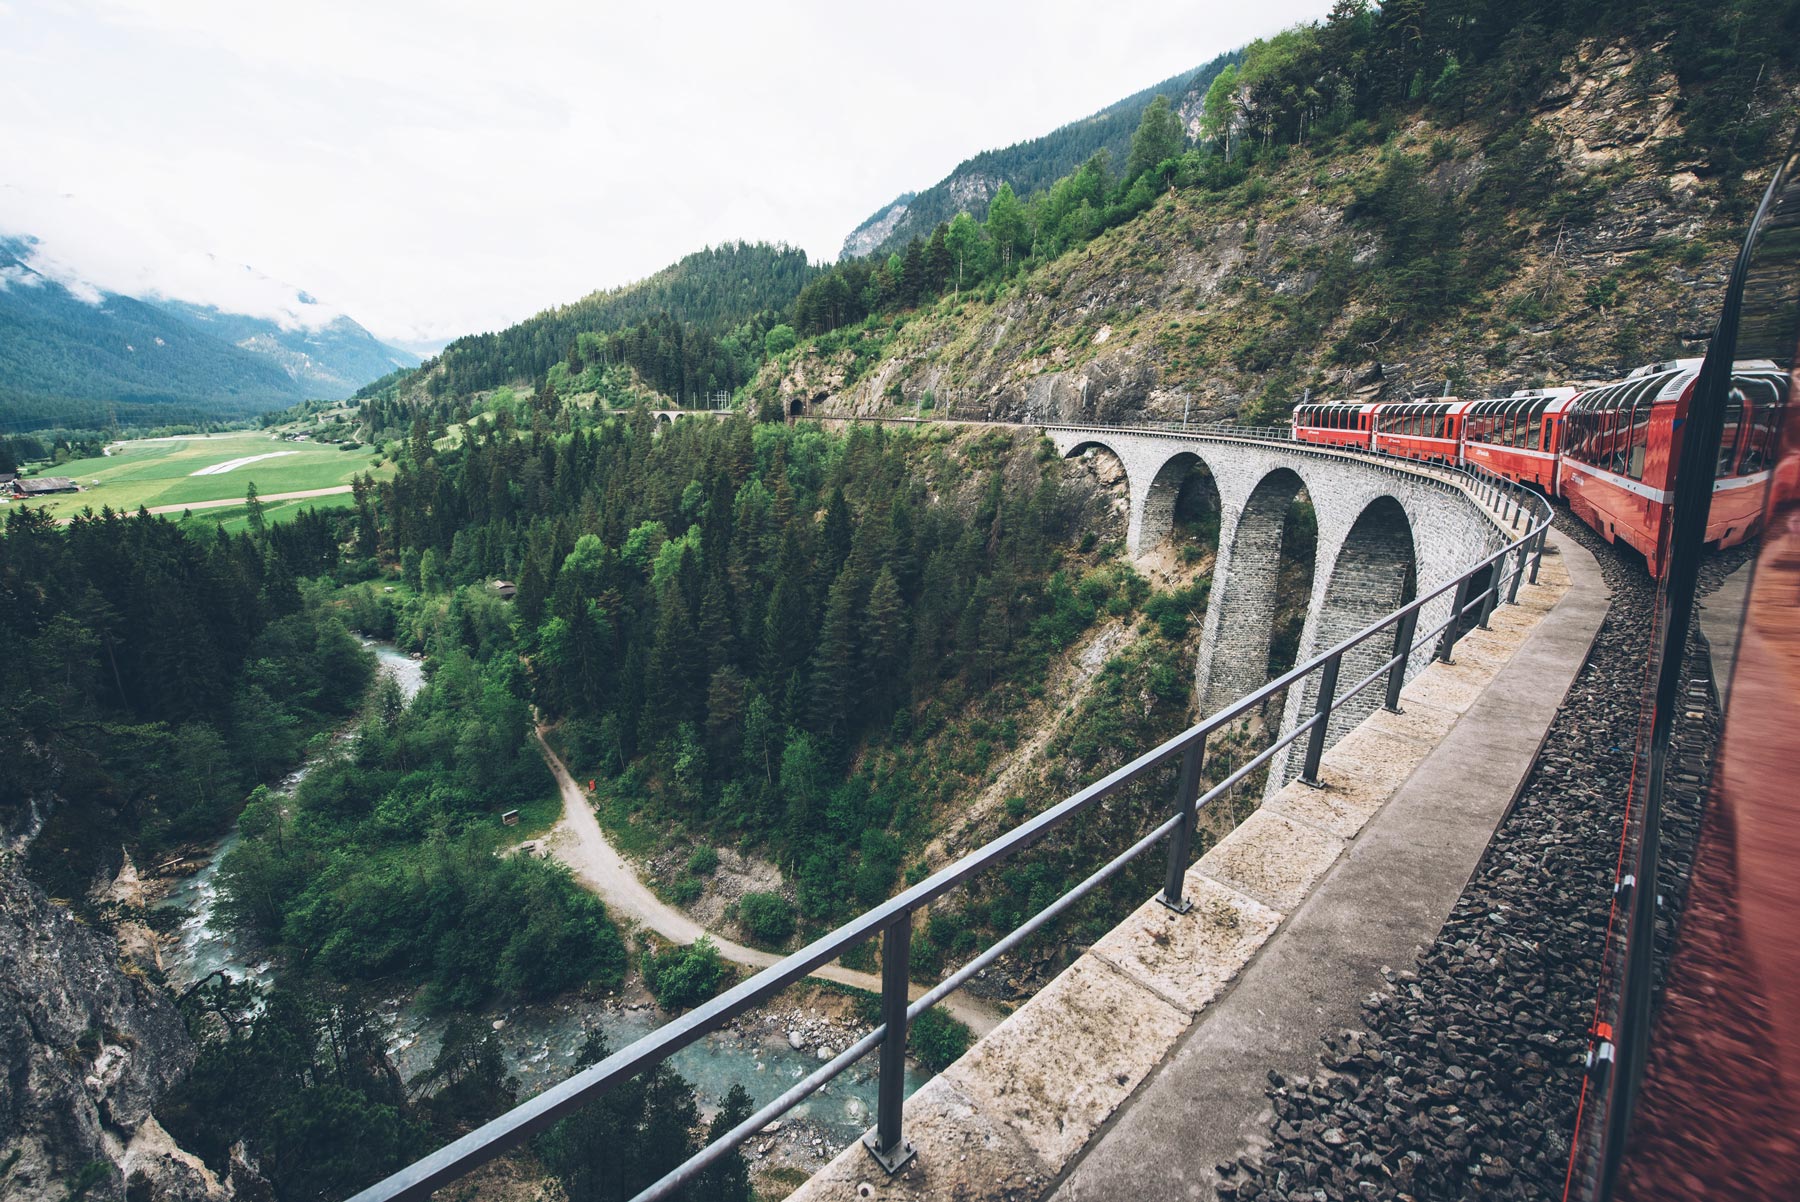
[347,430,1553,1202]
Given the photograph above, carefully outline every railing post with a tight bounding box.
[1529,527,1546,584]
[1506,543,1527,604]
[1384,606,1420,712]
[864,914,917,1175]
[1300,651,1342,786]
[1438,576,1473,662]
[1478,563,1500,629]
[1159,740,1205,913]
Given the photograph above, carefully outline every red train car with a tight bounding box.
[1458,387,1578,492]
[1558,359,1787,576]
[1369,398,1472,464]
[1291,400,1377,449]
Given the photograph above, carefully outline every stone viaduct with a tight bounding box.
[1042,425,1514,789]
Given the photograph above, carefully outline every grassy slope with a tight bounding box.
[13,432,390,519]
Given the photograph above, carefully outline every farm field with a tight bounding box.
[6,432,389,520]
[176,490,359,535]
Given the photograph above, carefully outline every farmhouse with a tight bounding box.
[10,476,79,496]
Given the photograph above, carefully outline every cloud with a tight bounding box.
[0,0,1338,343]
[0,184,346,328]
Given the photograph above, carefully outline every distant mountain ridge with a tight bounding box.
[151,298,418,399]
[0,233,416,430]
[409,241,816,398]
[840,51,1240,259]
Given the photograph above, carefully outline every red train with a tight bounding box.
[1291,364,1789,576]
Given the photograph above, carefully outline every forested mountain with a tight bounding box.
[0,237,305,428]
[839,52,1240,259]
[153,299,418,399]
[405,241,817,402]
[0,235,417,431]
[769,0,1798,427]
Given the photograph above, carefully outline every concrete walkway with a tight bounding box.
[1051,529,1610,1200]
[1695,561,1751,706]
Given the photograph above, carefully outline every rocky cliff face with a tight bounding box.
[776,40,1772,428]
[0,853,223,1201]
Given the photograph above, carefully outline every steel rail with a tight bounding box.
[346,427,1551,1202]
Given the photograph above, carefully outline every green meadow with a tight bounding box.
[8,432,390,521]
[175,490,360,535]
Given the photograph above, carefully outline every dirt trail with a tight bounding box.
[533,730,1002,1036]
[144,485,354,514]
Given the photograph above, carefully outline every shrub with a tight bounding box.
[670,876,703,906]
[642,938,727,1011]
[687,845,719,876]
[738,891,795,947]
[910,1009,973,1072]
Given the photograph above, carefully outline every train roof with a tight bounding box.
[1573,359,1789,409]
[1465,388,1582,418]
[1370,398,1474,414]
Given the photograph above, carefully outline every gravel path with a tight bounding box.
[1218,511,1719,1202]
[533,730,1004,1036]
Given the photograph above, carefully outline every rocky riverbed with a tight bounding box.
[1219,512,1723,1202]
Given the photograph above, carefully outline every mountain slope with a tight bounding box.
[840,51,1239,260]
[763,26,1794,429]
[409,240,817,398]
[152,299,418,399]
[0,236,419,429]
[0,238,305,428]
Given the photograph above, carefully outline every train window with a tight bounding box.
[1739,376,1788,473]
[1627,396,1651,480]
[1529,399,1551,450]
[1716,389,1744,477]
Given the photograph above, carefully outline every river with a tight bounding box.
[155,639,918,1151]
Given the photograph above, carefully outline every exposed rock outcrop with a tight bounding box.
[0,853,197,1201]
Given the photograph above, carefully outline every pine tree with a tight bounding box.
[863,566,908,716]
[924,224,953,295]
[807,567,861,742]
[820,487,853,578]
[899,237,927,307]
[244,481,266,535]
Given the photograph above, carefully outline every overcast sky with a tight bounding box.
[1,0,1336,345]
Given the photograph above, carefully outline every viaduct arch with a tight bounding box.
[1045,426,1510,794]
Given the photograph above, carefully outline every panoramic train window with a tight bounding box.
[1627,395,1651,480]
[1716,388,1744,476]
[1738,373,1790,473]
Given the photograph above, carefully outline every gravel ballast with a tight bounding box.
[1219,512,1721,1202]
